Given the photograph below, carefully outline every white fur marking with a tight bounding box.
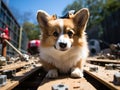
[71,68,83,78]
[55,19,72,50]
[59,19,64,33]
[40,46,88,73]
[56,35,71,50]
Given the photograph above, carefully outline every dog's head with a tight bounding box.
[37,8,89,51]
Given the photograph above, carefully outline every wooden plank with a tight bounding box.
[0,66,41,90]
[84,63,120,90]
[87,57,120,64]
[0,61,32,71]
[37,76,96,90]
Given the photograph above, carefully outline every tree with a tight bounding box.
[62,0,82,15]
[63,0,120,29]
[22,22,40,40]
[9,6,40,40]
[102,0,120,17]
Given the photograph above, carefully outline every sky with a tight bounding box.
[4,0,75,23]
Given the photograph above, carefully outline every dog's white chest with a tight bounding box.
[40,47,87,72]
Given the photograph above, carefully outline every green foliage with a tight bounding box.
[62,0,82,15]
[22,22,40,40]
[63,0,120,29]
[102,0,120,17]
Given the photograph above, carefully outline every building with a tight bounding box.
[0,0,28,56]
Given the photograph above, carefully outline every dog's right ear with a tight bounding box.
[37,10,50,28]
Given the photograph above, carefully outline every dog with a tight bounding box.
[37,8,89,78]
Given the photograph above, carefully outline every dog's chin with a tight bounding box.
[59,48,68,51]
[54,45,69,51]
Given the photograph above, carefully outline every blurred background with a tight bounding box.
[0,0,120,56]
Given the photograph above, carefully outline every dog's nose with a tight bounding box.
[59,42,67,48]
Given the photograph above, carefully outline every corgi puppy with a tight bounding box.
[37,8,89,78]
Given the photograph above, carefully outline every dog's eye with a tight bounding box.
[68,31,74,38]
[53,31,59,37]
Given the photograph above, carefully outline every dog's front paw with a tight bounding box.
[46,69,58,78]
[71,68,83,78]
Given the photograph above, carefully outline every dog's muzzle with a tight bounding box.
[54,42,71,51]
[55,35,72,51]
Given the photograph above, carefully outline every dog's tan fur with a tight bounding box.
[37,8,89,78]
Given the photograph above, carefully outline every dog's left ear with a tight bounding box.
[37,10,57,29]
[37,10,50,28]
[73,8,89,30]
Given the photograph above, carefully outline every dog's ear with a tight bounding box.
[73,8,89,31]
[37,10,57,28]
[37,10,50,28]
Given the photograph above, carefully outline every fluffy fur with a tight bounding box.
[37,8,89,78]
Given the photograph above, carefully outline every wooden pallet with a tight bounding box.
[37,76,96,90]
[0,65,41,90]
[84,63,120,90]
[0,61,32,72]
